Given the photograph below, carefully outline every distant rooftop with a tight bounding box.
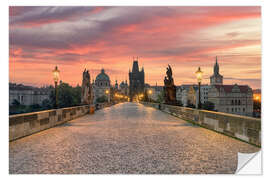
[9,83,52,92]
[213,84,251,93]
[253,89,261,94]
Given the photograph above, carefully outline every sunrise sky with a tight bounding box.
[9,6,261,89]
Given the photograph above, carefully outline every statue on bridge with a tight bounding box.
[81,69,93,105]
[163,64,177,105]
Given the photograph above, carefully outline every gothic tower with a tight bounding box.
[210,56,223,85]
[129,58,145,101]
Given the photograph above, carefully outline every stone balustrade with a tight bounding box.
[9,102,114,141]
[141,102,261,147]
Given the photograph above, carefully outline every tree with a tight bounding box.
[143,89,149,102]
[202,101,215,111]
[11,99,20,107]
[49,90,56,107]
[30,104,41,109]
[10,99,23,115]
[58,82,75,108]
[176,100,183,107]
[253,100,261,111]
[49,82,82,108]
[253,100,261,117]
[72,85,82,105]
[41,99,52,109]
[96,95,108,103]
[157,90,164,103]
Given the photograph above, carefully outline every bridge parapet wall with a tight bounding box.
[141,102,261,147]
[9,105,91,141]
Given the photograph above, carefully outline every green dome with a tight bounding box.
[96,69,110,81]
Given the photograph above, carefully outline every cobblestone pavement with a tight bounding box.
[9,102,260,174]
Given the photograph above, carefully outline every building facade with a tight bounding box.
[176,84,209,107]
[176,86,182,102]
[9,83,51,106]
[146,85,163,102]
[93,68,111,103]
[178,85,191,107]
[208,84,253,116]
[207,57,253,116]
[188,86,198,107]
[119,80,129,96]
[129,60,145,101]
[187,85,210,108]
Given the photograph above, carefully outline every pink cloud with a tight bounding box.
[9,6,261,89]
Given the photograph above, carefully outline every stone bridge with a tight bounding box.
[9,102,260,174]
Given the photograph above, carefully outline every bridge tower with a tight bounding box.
[129,57,145,101]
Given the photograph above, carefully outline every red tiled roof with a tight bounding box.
[253,89,261,94]
[214,85,250,93]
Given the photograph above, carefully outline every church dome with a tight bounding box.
[96,69,110,81]
[120,81,125,86]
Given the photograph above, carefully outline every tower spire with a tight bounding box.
[214,56,219,75]
[210,55,223,85]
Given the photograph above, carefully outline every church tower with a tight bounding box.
[115,80,118,90]
[210,56,223,85]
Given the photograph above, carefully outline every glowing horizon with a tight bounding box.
[9,6,261,89]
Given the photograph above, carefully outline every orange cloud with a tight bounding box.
[9,6,261,89]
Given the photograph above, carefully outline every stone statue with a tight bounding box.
[81,69,93,105]
[164,64,177,104]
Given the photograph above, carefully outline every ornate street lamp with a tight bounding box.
[148,89,152,102]
[195,67,203,109]
[105,89,110,103]
[52,66,60,108]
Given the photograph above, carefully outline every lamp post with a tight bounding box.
[105,89,110,103]
[52,66,60,108]
[195,67,203,109]
[138,94,144,102]
[148,89,152,102]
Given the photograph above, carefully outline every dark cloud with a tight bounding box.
[226,31,240,38]
[9,7,36,16]
[10,7,108,26]
[9,6,261,55]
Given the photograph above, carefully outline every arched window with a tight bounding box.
[234,100,238,105]
[238,100,241,105]
[231,100,234,105]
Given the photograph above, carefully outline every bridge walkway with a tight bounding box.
[9,102,259,174]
